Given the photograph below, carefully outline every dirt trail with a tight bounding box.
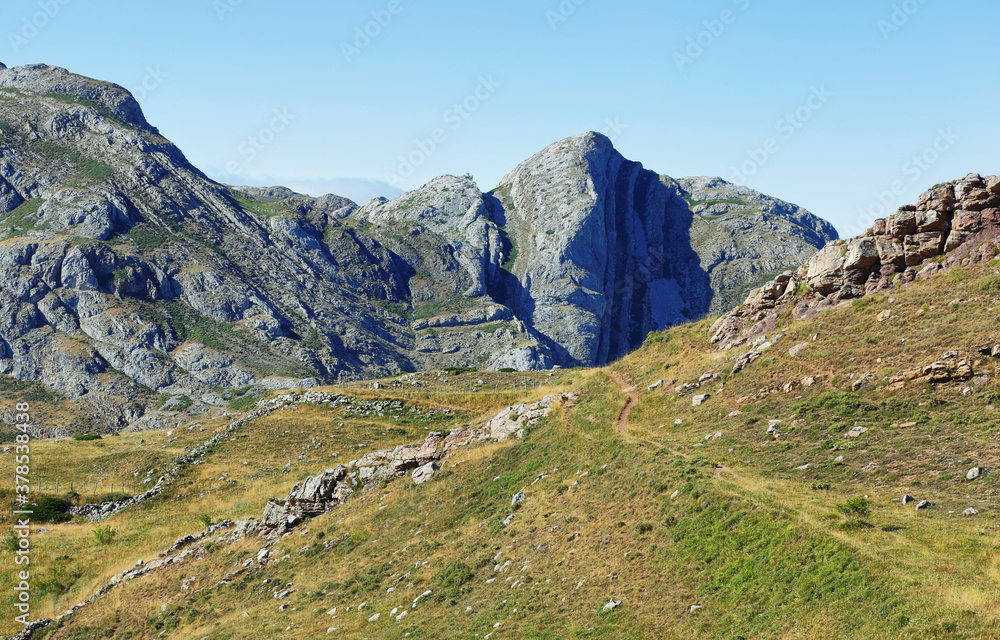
[607,370,638,436]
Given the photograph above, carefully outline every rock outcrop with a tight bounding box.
[711,174,1000,349]
[258,392,577,535]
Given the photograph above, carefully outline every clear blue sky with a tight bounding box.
[2,0,997,237]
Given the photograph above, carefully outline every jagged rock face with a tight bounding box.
[680,177,839,314]
[0,64,840,427]
[711,173,1000,349]
[492,134,710,366]
[489,133,835,367]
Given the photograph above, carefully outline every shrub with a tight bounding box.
[126,225,168,250]
[198,513,212,528]
[836,497,872,530]
[498,367,517,373]
[93,525,116,545]
[634,522,654,535]
[973,275,1000,292]
[947,268,969,283]
[72,434,102,441]
[33,497,73,523]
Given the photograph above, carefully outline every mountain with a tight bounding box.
[0,63,835,431]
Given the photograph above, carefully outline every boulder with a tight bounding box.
[692,394,711,407]
[412,461,439,485]
[966,467,982,481]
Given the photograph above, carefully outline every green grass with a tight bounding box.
[5,256,1000,638]
[72,434,103,442]
[42,93,132,129]
[231,191,298,218]
[158,301,237,351]
[0,198,45,236]
[125,224,169,251]
[29,140,113,184]
[413,300,447,320]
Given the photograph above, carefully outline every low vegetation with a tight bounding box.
[1,257,999,639]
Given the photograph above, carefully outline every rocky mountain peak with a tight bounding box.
[0,63,153,132]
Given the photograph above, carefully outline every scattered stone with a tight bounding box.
[862,462,878,472]
[852,373,876,392]
[511,492,526,507]
[648,380,663,391]
[692,394,711,407]
[915,500,932,511]
[967,467,982,481]
[602,599,622,613]
[689,605,702,615]
[834,456,845,464]
[844,426,868,439]
[503,514,515,527]
[675,382,702,394]
[876,310,892,322]
[794,464,810,471]
[902,494,915,505]
[963,508,980,517]
[732,351,762,374]
[788,342,809,357]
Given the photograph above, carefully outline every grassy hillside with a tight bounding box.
[2,260,1000,639]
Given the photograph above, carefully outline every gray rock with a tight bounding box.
[966,467,982,481]
[511,491,526,507]
[902,494,915,504]
[412,461,439,485]
[602,599,623,613]
[692,394,711,407]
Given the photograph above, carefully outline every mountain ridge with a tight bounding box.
[0,63,835,432]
